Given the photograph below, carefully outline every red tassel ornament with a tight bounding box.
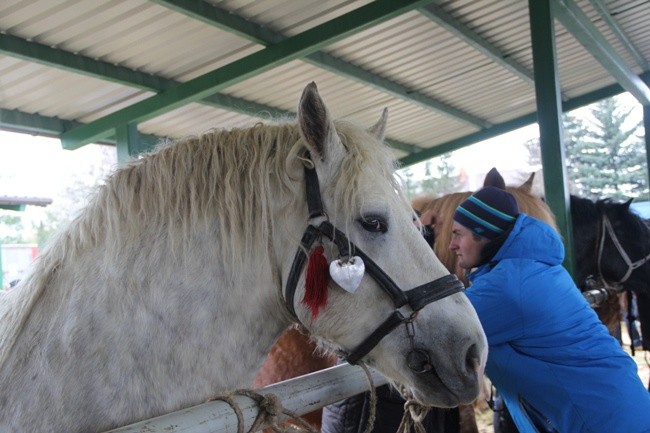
[303,245,330,319]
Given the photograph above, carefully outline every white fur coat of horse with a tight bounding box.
[0,82,486,432]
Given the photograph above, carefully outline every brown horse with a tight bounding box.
[252,326,336,427]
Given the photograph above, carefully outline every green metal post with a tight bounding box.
[115,124,140,164]
[528,0,576,277]
[642,74,650,193]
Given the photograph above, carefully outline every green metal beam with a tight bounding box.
[552,0,650,105]
[0,33,170,90]
[3,75,637,165]
[418,3,534,87]
[0,108,160,148]
[1,108,82,137]
[398,114,538,167]
[153,0,486,129]
[0,204,26,211]
[385,138,422,154]
[304,52,487,128]
[1,34,422,153]
[398,78,634,166]
[116,124,139,163]
[60,0,433,150]
[149,0,283,45]
[643,74,650,194]
[531,0,575,276]
[0,34,292,119]
[587,0,649,71]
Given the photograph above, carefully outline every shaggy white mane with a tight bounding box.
[0,118,402,369]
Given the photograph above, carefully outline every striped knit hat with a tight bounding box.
[453,186,519,240]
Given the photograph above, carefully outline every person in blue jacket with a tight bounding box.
[450,185,650,433]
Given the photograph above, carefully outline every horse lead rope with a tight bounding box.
[207,363,379,433]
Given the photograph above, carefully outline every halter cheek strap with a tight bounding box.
[284,163,465,367]
[598,215,650,285]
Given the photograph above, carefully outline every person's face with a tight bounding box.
[449,222,490,269]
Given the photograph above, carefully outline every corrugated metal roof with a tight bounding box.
[1,0,648,164]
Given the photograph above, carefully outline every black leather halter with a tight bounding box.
[284,163,465,366]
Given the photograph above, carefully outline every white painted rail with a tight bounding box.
[106,363,387,433]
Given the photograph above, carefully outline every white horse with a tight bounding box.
[0,82,487,432]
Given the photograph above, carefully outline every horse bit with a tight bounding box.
[284,160,465,372]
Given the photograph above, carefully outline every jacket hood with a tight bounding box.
[490,214,565,266]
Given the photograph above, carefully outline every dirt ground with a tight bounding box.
[473,330,649,433]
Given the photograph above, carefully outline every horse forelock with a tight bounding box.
[324,120,404,235]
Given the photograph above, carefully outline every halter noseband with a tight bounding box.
[597,214,650,285]
[284,163,465,367]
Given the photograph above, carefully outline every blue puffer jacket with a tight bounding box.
[466,214,650,433]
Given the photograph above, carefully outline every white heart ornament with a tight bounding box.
[329,256,365,294]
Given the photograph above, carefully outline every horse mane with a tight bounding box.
[572,195,648,243]
[0,118,402,369]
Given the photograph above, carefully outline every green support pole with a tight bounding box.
[528,0,576,277]
[115,124,140,164]
[643,105,650,192]
[642,74,650,193]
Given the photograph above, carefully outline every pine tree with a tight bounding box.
[398,166,419,199]
[433,154,462,195]
[565,97,647,200]
[415,155,462,197]
[524,95,647,201]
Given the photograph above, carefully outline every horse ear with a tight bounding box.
[368,108,388,141]
[519,172,535,193]
[298,82,340,161]
[622,198,633,210]
[483,167,506,189]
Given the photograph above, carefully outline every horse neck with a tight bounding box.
[0,221,293,432]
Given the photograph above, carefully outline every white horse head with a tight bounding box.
[0,82,486,432]
[283,83,487,407]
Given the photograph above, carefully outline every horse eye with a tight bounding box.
[358,216,388,233]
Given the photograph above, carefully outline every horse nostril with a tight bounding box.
[465,343,481,374]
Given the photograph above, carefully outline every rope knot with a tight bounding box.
[259,393,283,418]
[397,387,431,433]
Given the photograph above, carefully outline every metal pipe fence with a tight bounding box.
[106,363,387,433]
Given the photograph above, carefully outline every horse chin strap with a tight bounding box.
[598,214,650,285]
[284,162,465,369]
